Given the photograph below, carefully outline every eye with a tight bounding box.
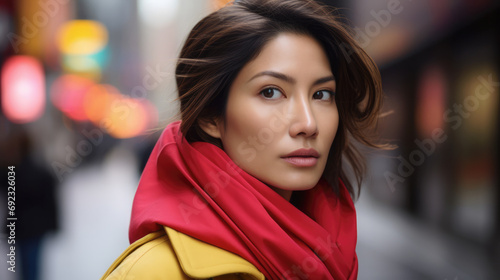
[260,87,283,100]
[313,90,335,101]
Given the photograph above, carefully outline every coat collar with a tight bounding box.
[164,227,265,280]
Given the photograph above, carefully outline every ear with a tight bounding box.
[198,118,222,139]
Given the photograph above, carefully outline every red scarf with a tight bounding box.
[129,121,358,280]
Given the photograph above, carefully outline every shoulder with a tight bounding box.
[101,231,190,280]
[101,228,265,280]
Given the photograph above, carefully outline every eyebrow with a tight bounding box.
[248,70,335,86]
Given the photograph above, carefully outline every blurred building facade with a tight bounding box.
[342,0,500,269]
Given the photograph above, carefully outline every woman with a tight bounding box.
[101,0,384,279]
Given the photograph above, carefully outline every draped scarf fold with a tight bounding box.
[129,121,358,279]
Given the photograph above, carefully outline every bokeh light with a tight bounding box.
[57,20,108,55]
[415,64,447,138]
[51,74,95,121]
[56,20,109,77]
[1,56,46,123]
[138,0,179,27]
[212,0,233,10]
[102,98,150,139]
[83,84,121,124]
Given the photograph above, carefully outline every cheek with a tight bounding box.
[320,110,340,146]
[330,115,340,138]
[222,100,282,166]
[222,103,263,153]
[225,98,276,140]
[317,113,339,172]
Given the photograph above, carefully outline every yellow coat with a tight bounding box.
[101,227,265,280]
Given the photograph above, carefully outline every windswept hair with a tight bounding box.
[176,0,386,200]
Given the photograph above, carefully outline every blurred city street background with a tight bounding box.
[0,0,499,279]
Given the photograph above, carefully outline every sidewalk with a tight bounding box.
[43,145,137,280]
[356,190,499,280]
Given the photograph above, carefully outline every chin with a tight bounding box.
[277,180,319,191]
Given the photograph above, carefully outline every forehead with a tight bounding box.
[238,33,333,79]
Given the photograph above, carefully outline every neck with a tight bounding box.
[271,187,293,201]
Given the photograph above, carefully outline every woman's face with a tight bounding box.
[203,33,339,199]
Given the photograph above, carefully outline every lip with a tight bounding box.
[282,148,319,158]
[281,148,319,167]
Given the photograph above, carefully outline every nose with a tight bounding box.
[288,95,318,138]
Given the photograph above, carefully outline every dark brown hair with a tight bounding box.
[176,0,385,200]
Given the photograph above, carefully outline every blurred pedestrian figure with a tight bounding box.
[1,128,59,280]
